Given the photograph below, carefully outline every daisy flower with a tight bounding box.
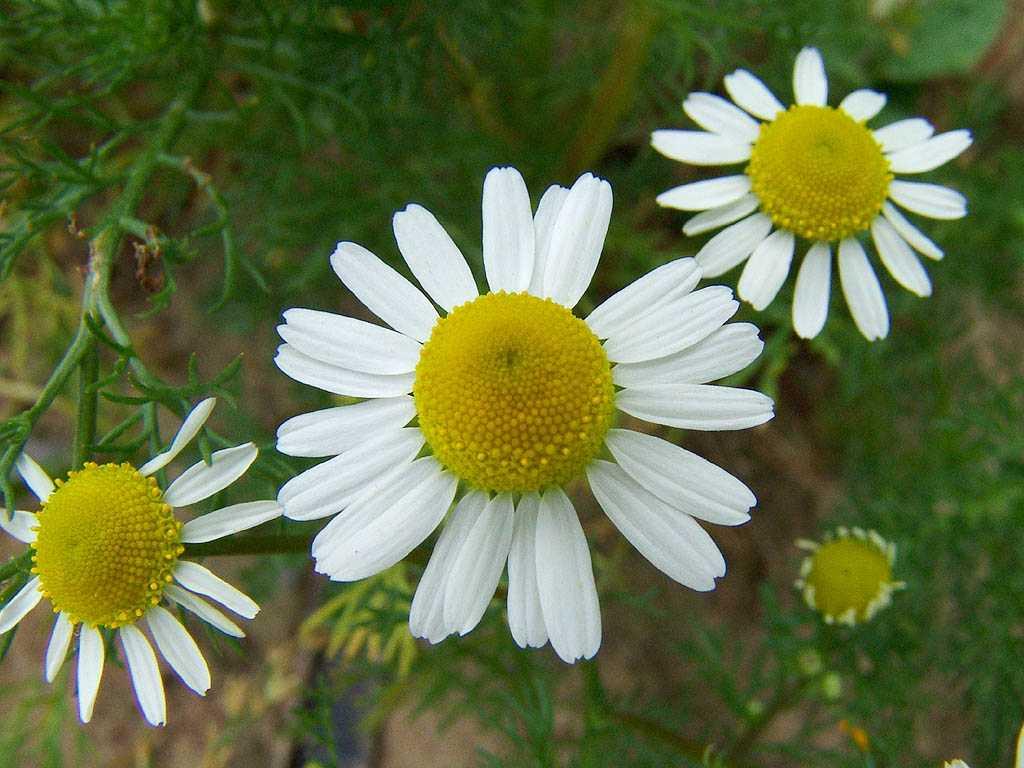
[652,47,972,341]
[0,398,282,726]
[274,166,774,663]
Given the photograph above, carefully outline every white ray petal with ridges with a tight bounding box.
[393,204,478,311]
[139,398,216,476]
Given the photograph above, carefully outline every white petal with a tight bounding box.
[617,383,774,430]
[723,69,784,120]
[313,457,457,581]
[0,509,37,544]
[174,561,259,618]
[44,612,73,682]
[409,491,486,643]
[603,285,738,364]
[882,201,943,260]
[889,181,967,220]
[683,194,760,236]
[683,92,761,142]
[656,175,751,211]
[0,576,42,633]
[119,625,166,727]
[164,584,245,638]
[506,494,547,649]
[534,488,600,664]
[887,130,972,174]
[482,166,535,293]
[838,238,889,341]
[792,242,832,339]
[329,241,438,342]
[603,430,754,526]
[278,428,424,521]
[793,47,828,106]
[695,214,773,278]
[77,625,104,723]
[839,89,886,122]
[182,500,283,544]
[443,493,515,635]
[274,344,414,398]
[163,443,257,508]
[737,229,795,311]
[612,323,764,387]
[139,398,216,476]
[276,397,416,458]
[145,605,211,695]
[873,118,934,153]
[650,130,751,165]
[586,258,700,340]
[541,173,612,308]
[392,204,478,311]
[277,309,421,375]
[15,453,54,502]
[588,460,724,589]
[871,217,932,297]
[529,184,571,296]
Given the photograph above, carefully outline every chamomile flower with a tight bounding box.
[652,47,972,341]
[274,166,774,663]
[0,399,282,726]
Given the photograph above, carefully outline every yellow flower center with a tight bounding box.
[748,105,892,241]
[802,533,893,623]
[31,462,183,628]
[414,292,614,493]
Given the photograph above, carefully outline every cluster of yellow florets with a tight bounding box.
[748,105,892,242]
[414,291,615,493]
[31,462,183,628]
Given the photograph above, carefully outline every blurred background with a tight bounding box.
[1,1,1022,766]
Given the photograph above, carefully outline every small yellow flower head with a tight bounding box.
[795,527,904,625]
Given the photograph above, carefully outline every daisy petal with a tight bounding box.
[604,430,754,526]
[650,130,751,165]
[45,612,73,682]
[0,509,37,544]
[443,493,515,635]
[873,118,934,153]
[886,130,972,174]
[174,561,259,619]
[393,204,478,312]
[119,625,166,727]
[330,242,438,343]
[506,493,548,649]
[839,89,886,122]
[656,175,752,211]
[163,443,258,508]
[882,202,943,260]
[737,229,795,310]
[792,242,832,339]
[534,488,600,663]
[889,181,967,220]
[146,605,211,695]
[872,217,932,297]
[588,460,723,589]
[838,238,889,341]
[0,576,42,633]
[276,396,416,458]
[277,309,421,375]
[695,213,773,278]
[724,69,784,120]
[482,167,535,293]
[181,500,283,544]
[15,453,54,502]
[617,383,774,430]
[529,185,571,296]
[274,344,414,398]
[683,194,760,237]
[683,92,761,142]
[77,625,104,723]
[586,258,700,340]
[542,173,613,307]
[164,585,244,638]
[793,47,828,106]
[139,398,216,477]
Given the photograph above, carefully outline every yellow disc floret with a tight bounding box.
[31,462,183,628]
[414,291,614,493]
[748,105,892,242]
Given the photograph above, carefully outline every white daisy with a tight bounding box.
[652,46,972,341]
[274,166,774,663]
[0,398,282,726]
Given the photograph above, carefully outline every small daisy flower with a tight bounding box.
[0,398,282,726]
[274,166,774,663]
[652,47,972,341]
[795,526,905,626]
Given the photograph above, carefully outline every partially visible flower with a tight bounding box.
[944,721,1024,768]
[0,399,282,726]
[652,47,972,341]
[795,527,904,625]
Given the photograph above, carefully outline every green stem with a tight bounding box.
[726,676,814,763]
[73,343,98,468]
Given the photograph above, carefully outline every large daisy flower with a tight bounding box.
[274,167,774,663]
[652,47,972,341]
[0,398,282,726]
